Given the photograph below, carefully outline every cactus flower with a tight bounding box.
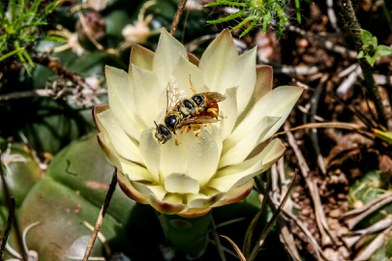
[94,29,303,218]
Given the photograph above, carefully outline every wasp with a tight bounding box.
[154,77,225,144]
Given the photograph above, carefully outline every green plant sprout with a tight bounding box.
[357,29,392,67]
[0,0,61,73]
[205,0,302,37]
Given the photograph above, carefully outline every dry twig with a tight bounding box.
[82,169,117,261]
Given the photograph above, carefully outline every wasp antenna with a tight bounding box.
[188,74,197,93]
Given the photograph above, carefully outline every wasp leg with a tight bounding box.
[206,107,219,119]
[175,136,180,146]
[193,125,203,137]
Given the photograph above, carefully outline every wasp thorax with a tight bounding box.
[164,114,180,130]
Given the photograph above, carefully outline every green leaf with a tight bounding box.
[3,134,150,260]
[357,50,364,59]
[46,133,134,221]
[366,53,378,66]
[373,129,392,144]
[361,29,377,46]
[376,45,392,57]
[0,142,41,206]
[207,9,246,24]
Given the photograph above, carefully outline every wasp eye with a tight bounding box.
[192,94,205,106]
[164,114,178,130]
[158,124,171,136]
[155,124,172,144]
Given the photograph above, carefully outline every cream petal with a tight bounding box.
[220,87,238,140]
[96,109,142,163]
[105,66,143,139]
[228,48,257,114]
[209,139,285,192]
[187,128,221,186]
[213,179,254,207]
[98,132,150,181]
[131,64,162,126]
[117,171,148,204]
[163,193,184,204]
[187,191,224,209]
[253,65,273,101]
[120,159,152,181]
[159,127,220,186]
[199,29,238,92]
[130,44,154,71]
[230,86,303,144]
[131,181,167,201]
[178,208,212,218]
[151,197,187,215]
[209,155,262,193]
[97,132,122,169]
[219,116,280,168]
[249,138,286,168]
[200,43,256,116]
[171,55,207,96]
[159,131,194,180]
[153,29,188,84]
[139,128,160,182]
[164,173,200,194]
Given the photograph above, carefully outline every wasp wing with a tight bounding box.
[177,116,218,128]
[197,92,226,102]
[166,76,186,113]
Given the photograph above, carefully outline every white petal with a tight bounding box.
[163,193,184,204]
[253,65,273,101]
[201,40,256,115]
[199,30,238,92]
[96,109,142,163]
[131,181,167,201]
[187,128,220,186]
[171,55,207,96]
[98,132,149,181]
[105,66,144,139]
[209,155,262,193]
[220,87,238,140]
[139,128,160,182]
[228,48,257,114]
[187,189,224,208]
[159,127,220,186]
[230,86,303,144]
[209,139,285,192]
[130,44,154,71]
[164,173,200,194]
[153,29,188,84]
[219,116,280,168]
[120,159,152,181]
[131,64,162,126]
[159,131,194,180]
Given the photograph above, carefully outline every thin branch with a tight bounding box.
[0,197,15,260]
[340,0,388,128]
[170,0,188,36]
[210,214,227,261]
[247,173,297,261]
[274,121,363,137]
[83,169,117,261]
[285,124,336,247]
